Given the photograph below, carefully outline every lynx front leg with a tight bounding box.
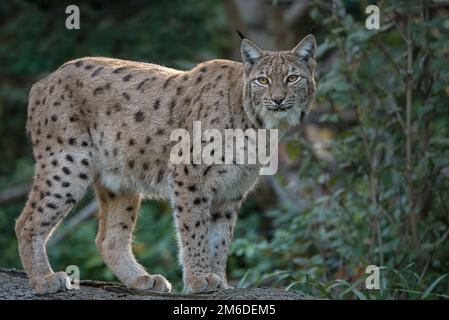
[209,200,240,287]
[172,166,225,293]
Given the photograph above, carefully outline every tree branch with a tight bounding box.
[0,184,30,205]
[47,201,98,247]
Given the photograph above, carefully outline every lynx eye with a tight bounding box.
[287,75,300,83]
[256,77,269,86]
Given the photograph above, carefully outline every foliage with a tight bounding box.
[230,0,449,299]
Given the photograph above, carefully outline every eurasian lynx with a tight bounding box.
[16,35,317,294]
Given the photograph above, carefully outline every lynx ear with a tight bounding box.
[241,39,264,65]
[291,34,317,64]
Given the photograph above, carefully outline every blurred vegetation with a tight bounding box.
[1,0,448,299]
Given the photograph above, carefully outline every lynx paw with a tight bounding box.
[129,274,172,293]
[33,271,72,294]
[185,272,228,293]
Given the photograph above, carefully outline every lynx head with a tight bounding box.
[241,34,317,129]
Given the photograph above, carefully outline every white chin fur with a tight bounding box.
[261,106,302,129]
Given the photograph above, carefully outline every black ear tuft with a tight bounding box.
[235,29,246,40]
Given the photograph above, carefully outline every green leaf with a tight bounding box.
[421,274,449,300]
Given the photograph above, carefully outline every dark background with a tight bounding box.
[0,0,448,299]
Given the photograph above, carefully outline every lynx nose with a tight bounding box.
[272,97,284,105]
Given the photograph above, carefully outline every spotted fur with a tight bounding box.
[16,35,317,294]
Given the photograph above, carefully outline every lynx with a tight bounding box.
[16,35,317,294]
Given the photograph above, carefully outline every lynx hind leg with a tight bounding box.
[94,182,171,292]
[15,150,93,294]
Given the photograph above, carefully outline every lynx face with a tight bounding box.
[241,35,317,129]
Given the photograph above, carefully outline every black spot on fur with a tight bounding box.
[47,203,57,209]
[153,99,160,110]
[66,154,74,162]
[113,66,126,74]
[203,165,212,176]
[123,74,132,81]
[93,83,111,95]
[137,78,150,91]
[156,170,164,183]
[176,181,184,187]
[134,111,145,122]
[62,167,71,175]
[91,67,103,77]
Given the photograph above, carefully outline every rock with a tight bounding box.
[0,268,316,300]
